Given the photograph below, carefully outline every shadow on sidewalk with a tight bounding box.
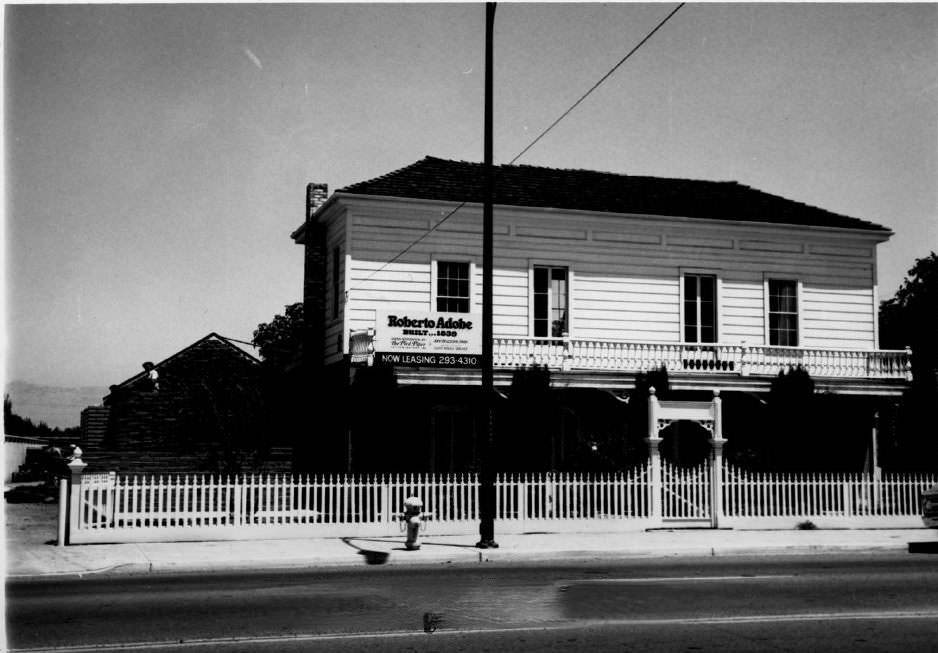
[340,537,391,565]
[341,536,481,563]
[348,536,479,550]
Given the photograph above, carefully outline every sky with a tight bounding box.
[5,2,937,391]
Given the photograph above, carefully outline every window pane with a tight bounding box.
[534,293,547,319]
[700,300,715,328]
[684,276,696,301]
[684,324,697,342]
[684,299,697,331]
[552,278,567,310]
[534,319,548,337]
[551,267,567,281]
[551,315,566,337]
[780,289,796,313]
[700,276,714,302]
[769,280,796,312]
[534,267,548,292]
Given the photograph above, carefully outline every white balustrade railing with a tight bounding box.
[490,337,910,380]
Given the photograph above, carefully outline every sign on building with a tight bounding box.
[374,310,481,368]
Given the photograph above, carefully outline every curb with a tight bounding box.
[9,540,918,581]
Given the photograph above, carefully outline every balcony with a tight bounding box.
[351,330,911,383]
[492,338,911,381]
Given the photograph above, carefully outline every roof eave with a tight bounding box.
[335,191,893,239]
[291,193,342,243]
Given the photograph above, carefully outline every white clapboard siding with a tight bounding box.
[341,202,881,351]
[323,218,347,366]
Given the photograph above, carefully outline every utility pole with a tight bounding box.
[477,1,498,549]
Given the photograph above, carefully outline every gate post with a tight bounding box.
[57,478,68,547]
[65,455,88,545]
[709,390,727,529]
[646,387,663,524]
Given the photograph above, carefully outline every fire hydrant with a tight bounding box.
[401,496,427,550]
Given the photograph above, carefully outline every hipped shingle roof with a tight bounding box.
[338,156,888,232]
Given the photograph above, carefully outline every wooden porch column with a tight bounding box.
[645,387,663,523]
[709,390,727,529]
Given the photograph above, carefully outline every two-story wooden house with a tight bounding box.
[292,157,910,473]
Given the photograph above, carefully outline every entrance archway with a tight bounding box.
[645,387,727,527]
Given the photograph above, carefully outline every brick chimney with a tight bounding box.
[306,183,329,222]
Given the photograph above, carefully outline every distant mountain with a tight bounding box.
[5,382,108,429]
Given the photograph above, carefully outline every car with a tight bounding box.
[923,485,938,528]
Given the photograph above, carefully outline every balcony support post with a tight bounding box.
[645,387,663,524]
[709,390,727,529]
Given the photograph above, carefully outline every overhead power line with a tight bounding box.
[347,2,686,294]
[508,2,685,165]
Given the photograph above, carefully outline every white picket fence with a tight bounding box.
[662,460,712,520]
[721,464,938,527]
[64,465,936,544]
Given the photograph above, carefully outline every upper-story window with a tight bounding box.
[436,261,470,313]
[534,265,568,337]
[768,279,798,346]
[683,274,717,343]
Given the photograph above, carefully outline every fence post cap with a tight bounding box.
[67,458,86,470]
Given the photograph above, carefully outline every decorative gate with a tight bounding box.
[661,460,711,521]
[646,387,726,527]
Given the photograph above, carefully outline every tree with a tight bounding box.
[879,252,937,394]
[878,252,938,468]
[502,364,556,470]
[766,366,816,470]
[3,395,79,442]
[251,302,313,468]
[626,366,670,458]
[252,302,305,371]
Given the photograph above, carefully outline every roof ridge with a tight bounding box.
[110,333,259,391]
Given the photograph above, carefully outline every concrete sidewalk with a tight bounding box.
[6,503,937,580]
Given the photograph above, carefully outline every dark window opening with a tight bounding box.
[683,274,716,343]
[768,279,798,346]
[533,266,568,337]
[436,261,471,313]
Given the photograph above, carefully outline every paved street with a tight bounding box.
[8,553,938,652]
